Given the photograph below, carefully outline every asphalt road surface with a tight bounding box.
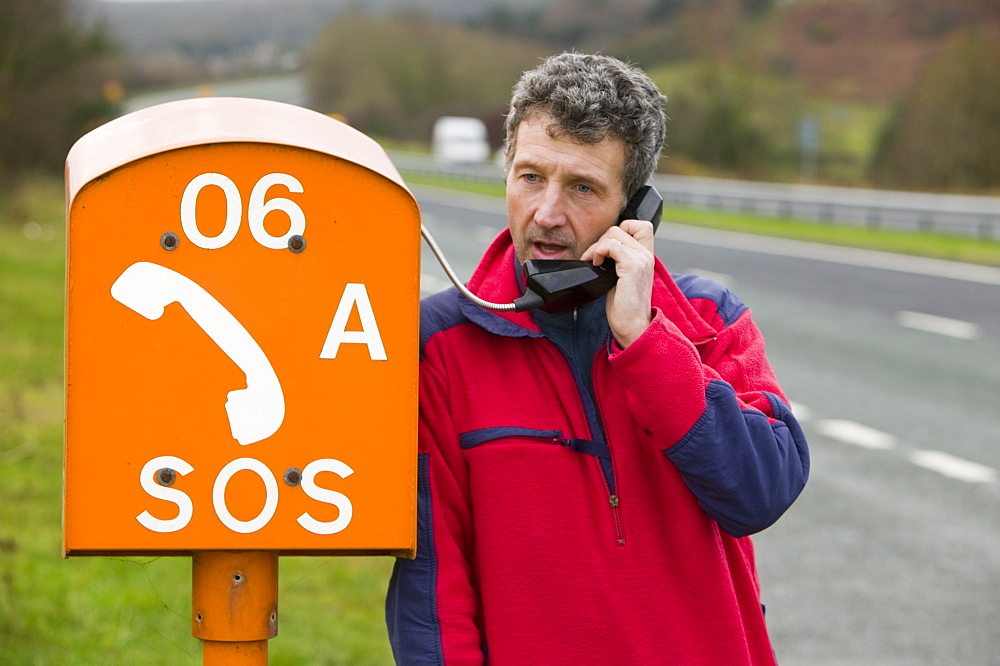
[414,185,1000,666]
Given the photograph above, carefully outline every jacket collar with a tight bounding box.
[459,230,718,344]
[458,229,545,337]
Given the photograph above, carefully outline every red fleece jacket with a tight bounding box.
[386,230,809,665]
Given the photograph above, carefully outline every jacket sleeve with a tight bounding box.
[609,302,810,538]
[385,355,485,665]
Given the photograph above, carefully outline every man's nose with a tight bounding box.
[533,186,568,228]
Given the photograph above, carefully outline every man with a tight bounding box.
[386,52,809,664]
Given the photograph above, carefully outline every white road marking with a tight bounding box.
[788,401,812,421]
[814,418,897,450]
[908,450,999,484]
[808,414,996,485]
[475,225,501,244]
[687,268,733,287]
[896,311,980,340]
[788,400,812,423]
[420,273,453,295]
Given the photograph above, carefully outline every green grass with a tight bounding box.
[402,171,1000,267]
[0,177,395,665]
[403,171,507,198]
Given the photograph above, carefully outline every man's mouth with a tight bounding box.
[533,242,568,258]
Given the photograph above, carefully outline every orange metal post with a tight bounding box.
[192,551,278,665]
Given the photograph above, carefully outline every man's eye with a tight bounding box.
[523,173,540,183]
[576,184,593,193]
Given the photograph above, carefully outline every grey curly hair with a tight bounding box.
[503,52,667,201]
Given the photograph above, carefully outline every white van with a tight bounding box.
[432,116,490,164]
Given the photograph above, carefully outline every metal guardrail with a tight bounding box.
[389,150,1000,240]
[389,151,506,186]
[655,174,1000,240]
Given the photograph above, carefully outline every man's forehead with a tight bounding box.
[512,115,626,185]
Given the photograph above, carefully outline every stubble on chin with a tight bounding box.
[516,227,579,262]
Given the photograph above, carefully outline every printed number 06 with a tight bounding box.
[180,172,305,250]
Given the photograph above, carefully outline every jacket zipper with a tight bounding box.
[593,383,626,547]
[575,308,626,547]
[608,494,625,546]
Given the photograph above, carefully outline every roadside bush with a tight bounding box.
[304,12,546,145]
[870,29,1000,191]
[655,62,805,178]
[0,0,120,179]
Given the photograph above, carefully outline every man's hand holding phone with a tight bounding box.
[581,217,656,348]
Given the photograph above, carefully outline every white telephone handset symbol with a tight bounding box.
[111,261,285,445]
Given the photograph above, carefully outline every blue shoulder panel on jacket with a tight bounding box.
[419,288,542,358]
[419,288,467,357]
[672,273,748,327]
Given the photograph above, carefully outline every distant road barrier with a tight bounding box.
[655,174,1000,240]
[389,150,506,186]
[389,151,1000,240]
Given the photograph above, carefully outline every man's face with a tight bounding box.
[506,113,626,263]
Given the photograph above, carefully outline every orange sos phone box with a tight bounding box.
[63,98,420,557]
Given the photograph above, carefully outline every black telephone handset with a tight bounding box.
[513,185,663,312]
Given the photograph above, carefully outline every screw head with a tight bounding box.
[160,232,179,251]
[288,235,306,253]
[156,468,176,486]
[284,468,302,486]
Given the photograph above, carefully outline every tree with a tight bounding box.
[0,0,118,178]
[304,12,546,144]
[661,63,778,177]
[870,29,1000,191]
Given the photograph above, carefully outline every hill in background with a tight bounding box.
[83,0,1000,189]
[88,0,1000,106]
[770,0,1000,103]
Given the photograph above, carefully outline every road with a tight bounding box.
[414,185,1000,665]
